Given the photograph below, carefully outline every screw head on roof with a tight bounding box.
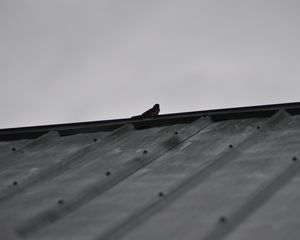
[12,181,18,186]
[229,145,233,149]
[57,199,64,205]
[174,131,178,135]
[158,192,164,197]
[93,138,98,142]
[143,150,148,154]
[292,157,298,162]
[256,126,261,130]
[12,147,16,152]
[219,216,227,223]
[105,171,111,176]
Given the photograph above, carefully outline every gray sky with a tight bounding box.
[0,0,300,128]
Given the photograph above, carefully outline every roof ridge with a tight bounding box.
[1,101,300,141]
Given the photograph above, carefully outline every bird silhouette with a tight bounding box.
[131,104,160,119]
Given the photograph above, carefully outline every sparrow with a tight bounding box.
[131,104,160,119]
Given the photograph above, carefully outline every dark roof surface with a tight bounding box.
[1,103,300,240]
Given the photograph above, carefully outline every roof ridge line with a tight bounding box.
[1,101,300,141]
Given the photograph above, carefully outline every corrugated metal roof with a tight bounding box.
[1,103,300,240]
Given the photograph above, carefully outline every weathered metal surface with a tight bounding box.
[13,118,212,237]
[0,139,32,159]
[0,109,300,240]
[25,117,265,240]
[96,111,293,240]
[0,130,110,202]
[223,115,300,240]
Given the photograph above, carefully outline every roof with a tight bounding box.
[1,102,300,240]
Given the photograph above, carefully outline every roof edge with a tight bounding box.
[1,101,300,141]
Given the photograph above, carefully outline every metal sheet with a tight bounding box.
[0,130,110,202]
[112,112,297,240]
[0,139,32,159]
[223,116,300,240]
[0,109,300,240]
[13,119,212,237]
[26,117,267,240]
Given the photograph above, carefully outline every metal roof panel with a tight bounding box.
[0,103,300,240]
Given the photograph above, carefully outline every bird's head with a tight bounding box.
[154,104,160,109]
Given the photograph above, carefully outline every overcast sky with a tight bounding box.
[0,0,299,129]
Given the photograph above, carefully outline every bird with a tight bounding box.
[131,104,160,119]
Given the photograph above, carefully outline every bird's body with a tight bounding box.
[132,104,160,119]
[141,104,160,117]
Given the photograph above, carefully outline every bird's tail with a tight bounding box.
[131,115,143,120]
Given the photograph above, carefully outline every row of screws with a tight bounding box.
[15,155,297,224]
[10,127,297,227]
[55,191,165,206]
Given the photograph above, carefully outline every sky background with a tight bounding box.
[0,0,299,129]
